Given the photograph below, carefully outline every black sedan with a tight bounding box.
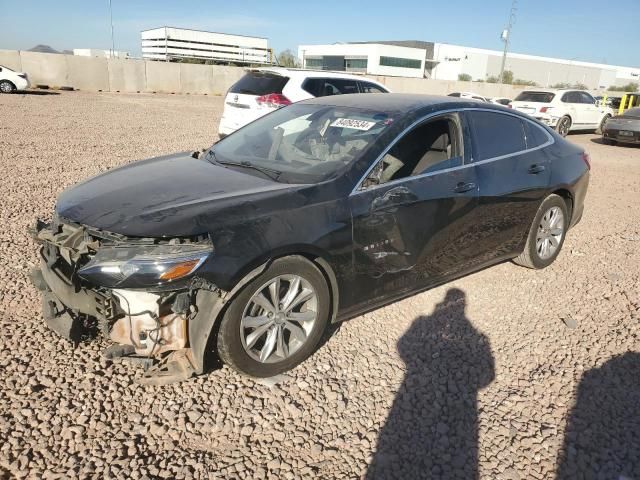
[31,94,590,383]
[602,106,640,145]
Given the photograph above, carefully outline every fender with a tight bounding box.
[189,262,268,374]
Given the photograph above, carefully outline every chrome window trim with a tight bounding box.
[350,107,554,196]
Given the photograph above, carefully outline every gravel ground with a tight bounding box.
[0,91,639,479]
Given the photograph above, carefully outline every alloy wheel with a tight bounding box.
[558,117,570,137]
[536,206,565,260]
[240,274,318,363]
[0,81,13,93]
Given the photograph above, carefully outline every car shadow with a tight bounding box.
[556,352,640,479]
[366,288,495,479]
[590,137,639,148]
[18,90,61,96]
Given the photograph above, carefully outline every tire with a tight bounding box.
[0,80,16,94]
[216,256,330,377]
[513,194,569,269]
[602,137,617,146]
[596,115,611,134]
[555,116,571,137]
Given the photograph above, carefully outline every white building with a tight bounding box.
[297,41,640,89]
[73,49,129,59]
[298,43,426,78]
[141,27,272,65]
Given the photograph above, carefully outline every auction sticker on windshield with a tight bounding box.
[330,118,377,130]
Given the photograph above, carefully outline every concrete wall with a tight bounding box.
[20,51,69,87]
[0,49,22,71]
[66,55,110,91]
[4,49,610,99]
[108,58,146,92]
[145,61,181,93]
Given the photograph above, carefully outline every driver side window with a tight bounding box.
[361,114,463,189]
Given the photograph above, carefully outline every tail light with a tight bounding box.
[581,151,591,170]
[540,106,549,113]
[256,93,291,108]
[507,104,512,108]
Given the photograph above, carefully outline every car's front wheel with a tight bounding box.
[513,194,569,269]
[0,80,16,94]
[556,116,572,137]
[216,256,330,377]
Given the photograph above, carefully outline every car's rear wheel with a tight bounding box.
[556,116,572,137]
[597,115,611,134]
[216,256,330,377]
[0,80,16,94]
[513,194,569,269]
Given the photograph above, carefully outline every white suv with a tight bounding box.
[0,65,30,93]
[510,89,613,137]
[218,68,389,137]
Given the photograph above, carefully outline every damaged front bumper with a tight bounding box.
[29,217,226,385]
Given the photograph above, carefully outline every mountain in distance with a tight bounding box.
[28,44,61,54]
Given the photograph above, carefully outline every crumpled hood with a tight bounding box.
[56,152,297,237]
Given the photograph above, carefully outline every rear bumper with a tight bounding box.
[569,171,589,229]
[14,77,30,90]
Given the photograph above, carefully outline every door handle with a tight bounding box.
[528,164,546,174]
[453,182,476,193]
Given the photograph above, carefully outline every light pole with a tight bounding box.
[108,0,115,58]
[499,0,517,84]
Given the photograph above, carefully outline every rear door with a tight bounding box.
[302,78,360,97]
[560,91,587,128]
[465,110,552,260]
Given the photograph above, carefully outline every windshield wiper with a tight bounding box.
[216,159,282,181]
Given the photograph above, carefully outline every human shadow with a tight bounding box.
[367,288,495,479]
[556,352,640,479]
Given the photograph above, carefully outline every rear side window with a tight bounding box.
[561,92,581,103]
[302,78,359,97]
[468,111,526,161]
[448,92,461,97]
[229,72,288,96]
[359,81,386,93]
[523,121,549,148]
[514,92,555,103]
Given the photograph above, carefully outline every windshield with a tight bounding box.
[514,92,555,103]
[211,103,394,183]
[624,107,640,117]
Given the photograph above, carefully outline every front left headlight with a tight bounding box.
[78,242,213,288]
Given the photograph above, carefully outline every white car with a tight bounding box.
[0,65,30,93]
[447,91,490,102]
[218,68,389,137]
[510,89,613,137]
[491,97,512,106]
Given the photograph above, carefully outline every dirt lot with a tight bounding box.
[0,91,639,479]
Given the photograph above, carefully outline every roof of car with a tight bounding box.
[299,93,512,114]
[250,67,384,83]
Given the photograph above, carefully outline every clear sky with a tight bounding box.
[1,0,638,66]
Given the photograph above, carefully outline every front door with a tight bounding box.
[345,113,481,310]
